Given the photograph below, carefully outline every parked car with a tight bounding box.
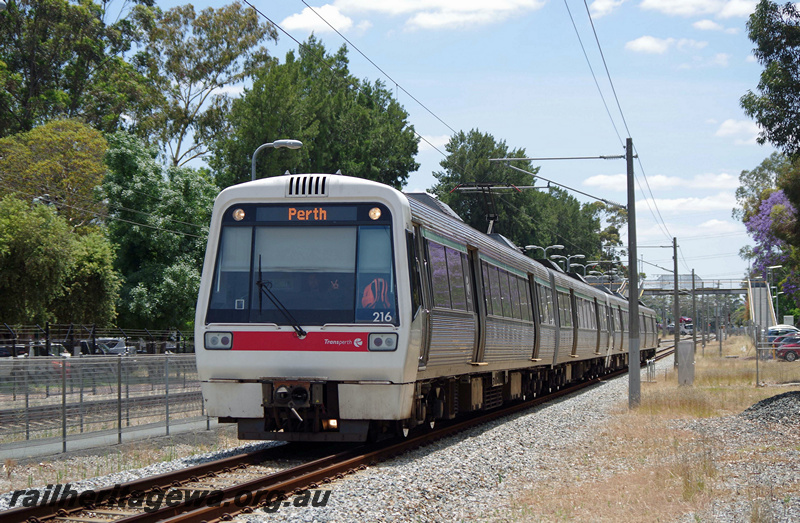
[97,337,134,355]
[771,334,800,348]
[766,324,800,342]
[78,340,111,356]
[776,343,800,362]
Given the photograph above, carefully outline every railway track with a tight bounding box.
[3,346,674,523]
[0,391,201,428]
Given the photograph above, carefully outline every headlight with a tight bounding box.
[205,332,233,350]
[369,333,397,351]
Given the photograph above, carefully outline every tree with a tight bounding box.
[430,129,601,258]
[732,151,793,221]
[0,0,152,137]
[0,119,107,229]
[102,131,218,329]
[209,37,419,188]
[0,195,119,324]
[131,1,278,166]
[741,1,800,159]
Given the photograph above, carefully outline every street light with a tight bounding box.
[550,253,585,272]
[251,139,303,181]
[570,263,587,276]
[524,244,563,258]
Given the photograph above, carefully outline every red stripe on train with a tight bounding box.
[231,331,370,351]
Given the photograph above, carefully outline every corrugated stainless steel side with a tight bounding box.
[483,318,535,362]
[426,310,476,366]
[537,324,557,362]
[574,328,597,359]
[555,329,574,364]
[598,331,610,354]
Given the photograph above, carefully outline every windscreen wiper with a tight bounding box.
[256,255,307,338]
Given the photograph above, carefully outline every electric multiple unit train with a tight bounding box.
[194,174,659,442]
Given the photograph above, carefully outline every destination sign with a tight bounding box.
[256,206,358,222]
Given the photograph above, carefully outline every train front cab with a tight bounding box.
[195,176,423,442]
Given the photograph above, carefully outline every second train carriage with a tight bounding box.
[195,174,658,442]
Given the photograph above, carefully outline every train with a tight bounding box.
[194,173,659,442]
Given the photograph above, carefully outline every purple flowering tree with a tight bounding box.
[745,189,800,303]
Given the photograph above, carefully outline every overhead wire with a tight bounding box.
[0,182,204,239]
[578,0,676,245]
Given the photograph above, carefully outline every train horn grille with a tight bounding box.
[286,175,328,197]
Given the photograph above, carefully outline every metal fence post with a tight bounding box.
[62,357,67,453]
[165,354,170,436]
[79,364,84,433]
[24,362,29,440]
[118,355,122,444]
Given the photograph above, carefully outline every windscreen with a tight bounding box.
[206,204,397,326]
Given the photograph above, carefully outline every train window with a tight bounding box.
[446,247,468,311]
[487,264,502,316]
[427,241,451,309]
[481,262,492,315]
[208,226,252,317]
[537,283,555,325]
[406,231,422,319]
[499,270,512,318]
[518,278,532,322]
[462,253,474,312]
[557,291,572,328]
[355,226,397,323]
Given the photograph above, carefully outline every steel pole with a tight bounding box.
[626,138,641,408]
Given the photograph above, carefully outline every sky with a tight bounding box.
[177,0,775,283]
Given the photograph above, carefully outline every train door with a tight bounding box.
[413,225,433,367]
[570,290,579,357]
[530,274,541,360]
[593,298,601,353]
[468,247,486,364]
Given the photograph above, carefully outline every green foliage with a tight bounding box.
[0,0,151,137]
[103,131,218,329]
[130,1,278,166]
[732,151,792,222]
[209,37,419,189]
[51,229,121,325]
[0,195,119,324]
[0,119,107,230]
[741,1,800,159]
[430,129,601,258]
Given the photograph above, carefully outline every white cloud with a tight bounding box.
[585,173,736,192]
[693,19,723,30]
[584,173,627,190]
[639,192,736,213]
[696,218,741,234]
[419,134,451,152]
[333,0,546,30]
[715,119,760,144]
[640,0,756,18]
[625,36,674,54]
[589,0,626,17]
[281,5,355,34]
[625,36,708,54]
[689,173,737,189]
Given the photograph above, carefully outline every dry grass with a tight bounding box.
[0,425,240,493]
[508,335,800,522]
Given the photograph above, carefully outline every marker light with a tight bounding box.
[205,332,233,350]
[368,207,381,220]
[369,333,397,351]
[232,208,245,221]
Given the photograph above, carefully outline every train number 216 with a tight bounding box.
[373,312,392,323]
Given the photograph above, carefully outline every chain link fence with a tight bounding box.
[0,354,207,453]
